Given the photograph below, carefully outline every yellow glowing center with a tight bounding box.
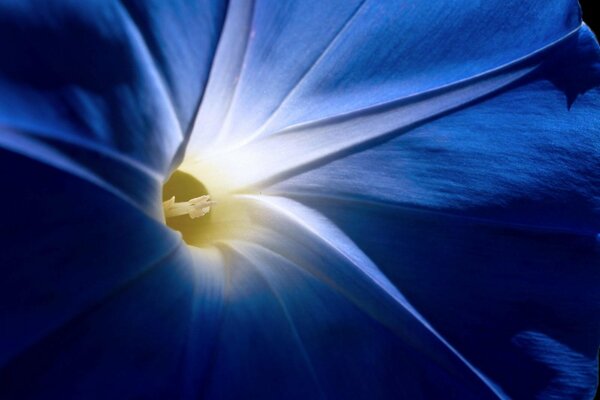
[162,167,252,247]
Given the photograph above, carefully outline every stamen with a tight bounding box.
[163,195,215,219]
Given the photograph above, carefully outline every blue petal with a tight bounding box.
[3,1,598,399]
[0,144,226,398]
[0,2,229,396]
[0,0,226,181]
[201,196,504,399]
[187,0,581,151]
[268,27,600,398]
[271,26,600,235]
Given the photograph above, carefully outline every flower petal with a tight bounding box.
[0,247,226,399]
[184,21,583,194]
[200,195,505,399]
[266,27,600,398]
[0,127,161,216]
[187,0,581,152]
[0,144,228,397]
[273,197,600,399]
[0,0,226,181]
[0,144,176,363]
[271,27,600,235]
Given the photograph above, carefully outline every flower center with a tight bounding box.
[162,166,253,247]
[162,170,214,246]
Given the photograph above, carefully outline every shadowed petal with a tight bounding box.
[199,195,508,399]
[513,332,597,399]
[0,144,228,398]
[0,0,226,182]
[0,245,226,399]
[0,144,177,366]
[266,27,600,398]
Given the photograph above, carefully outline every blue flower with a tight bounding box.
[1,1,599,399]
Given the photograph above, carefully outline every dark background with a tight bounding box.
[580,0,598,34]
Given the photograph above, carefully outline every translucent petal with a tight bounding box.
[187,0,581,152]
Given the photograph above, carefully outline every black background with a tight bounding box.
[580,0,598,34]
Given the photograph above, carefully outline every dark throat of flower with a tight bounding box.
[162,170,214,246]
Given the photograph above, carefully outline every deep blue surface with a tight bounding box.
[0,1,599,399]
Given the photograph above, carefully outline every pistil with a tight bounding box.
[163,195,215,219]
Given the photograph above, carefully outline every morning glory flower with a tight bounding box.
[0,0,599,399]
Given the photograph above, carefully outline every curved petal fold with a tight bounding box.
[266,27,600,398]
[0,0,226,184]
[0,145,189,379]
[200,195,507,398]
[0,127,162,216]
[271,27,600,234]
[276,196,600,399]
[187,0,581,152]
[0,146,229,397]
[0,245,226,399]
